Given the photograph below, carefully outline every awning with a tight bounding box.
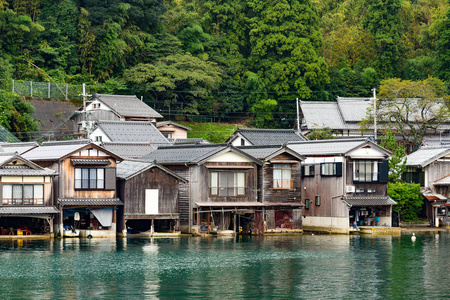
[344,196,397,207]
[71,159,111,166]
[91,209,113,227]
[422,192,447,201]
[195,202,265,207]
[0,206,59,215]
[59,198,123,206]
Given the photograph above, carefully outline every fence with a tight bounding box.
[12,80,96,100]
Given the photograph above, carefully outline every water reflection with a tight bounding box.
[0,235,449,298]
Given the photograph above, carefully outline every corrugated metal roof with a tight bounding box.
[288,138,368,155]
[235,128,306,145]
[96,120,170,144]
[101,142,154,159]
[344,196,397,206]
[71,159,111,166]
[405,146,450,167]
[58,198,123,206]
[0,206,59,215]
[93,94,163,119]
[141,144,229,164]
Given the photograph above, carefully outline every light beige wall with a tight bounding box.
[158,125,188,139]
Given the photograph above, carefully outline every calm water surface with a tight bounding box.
[0,234,448,299]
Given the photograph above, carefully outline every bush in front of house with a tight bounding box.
[388,182,422,222]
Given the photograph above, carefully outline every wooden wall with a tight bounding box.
[345,158,388,197]
[164,165,191,229]
[122,168,180,215]
[261,152,301,204]
[426,161,450,189]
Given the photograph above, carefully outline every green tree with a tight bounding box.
[388,182,422,222]
[307,127,335,140]
[123,53,222,115]
[0,90,40,141]
[379,130,406,182]
[436,6,450,82]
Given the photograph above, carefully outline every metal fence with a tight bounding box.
[12,80,95,100]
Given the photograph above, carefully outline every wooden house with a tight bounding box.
[141,144,263,235]
[288,138,395,234]
[22,140,123,237]
[239,145,304,233]
[116,160,188,236]
[404,146,450,227]
[0,152,57,235]
[227,128,306,147]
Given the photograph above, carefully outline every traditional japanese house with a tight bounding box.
[404,145,450,227]
[227,128,306,147]
[0,152,57,236]
[116,160,188,236]
[22,140,123,237]
[238,145,304,233]
[156,121,192,139]
[288,138,395,234]
[141,144,263,235]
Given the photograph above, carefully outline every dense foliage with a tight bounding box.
[0,0,449,130]
[388,182,423,222]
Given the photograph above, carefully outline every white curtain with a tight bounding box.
[91,209,113,227]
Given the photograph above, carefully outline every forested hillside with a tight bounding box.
[0,0,449,130]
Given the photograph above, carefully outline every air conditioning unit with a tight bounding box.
[345,186,355,193]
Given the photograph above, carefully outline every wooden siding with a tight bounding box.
[426,161,450,188]
[345,158,388,197]
[165,165,191,229]
[301,163,348,218]
[261,153,301,204]
[122,168,180,215]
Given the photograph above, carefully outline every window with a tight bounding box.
[210,172,246,196]
[305,198,309,210]
[302,164,315,177]
[356,188,365,193]
[2,184,44,205]
[367,188,376,194]
[402,167,424,186]
[95,136,102,142]
[273,164,292,189]
[241,138,245,146]
[353,160,378,182]
[161,132,173,138]
[320,163,342,176]
[315,195,321,206]
[75,168,105,190]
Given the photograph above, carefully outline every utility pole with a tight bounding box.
[296,98,300,132]
[79,83,92,140]
[372,88,377,141]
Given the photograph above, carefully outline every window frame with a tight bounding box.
[302,164,315,177]
[320,163,336,176]
[209,171,246,197]
[353,160,379,183]
[74,167,105,190]
[273,163,293,189]
[2,184,44,205]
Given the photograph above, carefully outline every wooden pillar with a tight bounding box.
[233,212,236,236]
[151,219,154,234]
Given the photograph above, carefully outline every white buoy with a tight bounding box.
[411,233,416,242]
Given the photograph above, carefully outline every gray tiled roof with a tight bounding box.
[0,168,56,176]
[287,138,369,156]
[0,142,38,154]
[156,121,192,130]
[405,146,450,167]
[0,206,59,215]
[168,138,210,145]
[238,145,283,159]
[117,160,187,181]
[344,196,397,206]
[96,120,170,144]
[0,125,20,143]
[422,135,450,147]
[300,101,347,129]
[0,153,56,175]
[58,198,123,206]
[22,140,91,160]
[101,142,154,159]
[71,159,111,165]
[235,128,306,145]
[337,97,372,122]
[93,94,163,119]
[141,144,229,164]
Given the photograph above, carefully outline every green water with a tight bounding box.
[0,234,447,299]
